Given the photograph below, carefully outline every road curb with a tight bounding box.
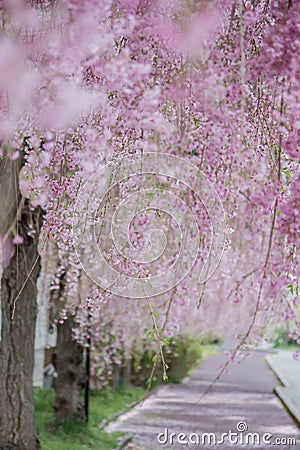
[265,354,300,427]
[98,399,141,431]
[115,433,133,450]
[274,387,300,427]
[265,355,290,387]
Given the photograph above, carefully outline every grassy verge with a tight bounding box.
[274,344,299,351]
[34,342,219,449]
[34,387,145,450]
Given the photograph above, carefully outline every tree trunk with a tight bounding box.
[0,143,42,449]
[53,315,86,422]
[121,358,132,387]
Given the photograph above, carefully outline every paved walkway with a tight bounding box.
[107,351,299,449]
[266,351,300,425]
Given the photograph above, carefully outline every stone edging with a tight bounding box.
[265,355,300,426]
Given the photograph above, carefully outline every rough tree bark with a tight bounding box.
[53,315,86,422]
[0,146,42,450]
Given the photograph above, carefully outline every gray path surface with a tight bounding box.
[107,351,300,449]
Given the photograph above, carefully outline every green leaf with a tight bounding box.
[146,192,155,200]
[193,117,201,129]
[282,168,291,177]
[288,284,295,295]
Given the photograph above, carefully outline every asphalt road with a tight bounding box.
[107,351,300,450]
